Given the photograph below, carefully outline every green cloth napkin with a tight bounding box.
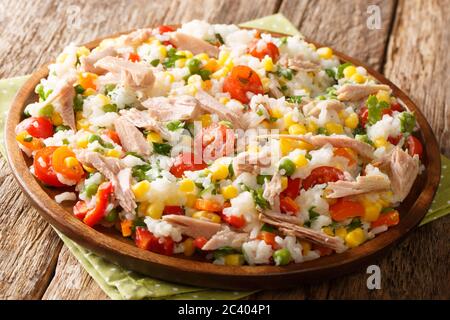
[0,14,448,300]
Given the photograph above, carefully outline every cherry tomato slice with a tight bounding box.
[249,40,280,62]
[18,117,54,138]
[169,152,207,178]
[302,166,345,190]
[390,102,403,112]
[406,135,423,159]
[329,198,365,222]
[387,135,402,145]
[73,200,88,220]
[52,146,84,182]
[134,227,155,250]
[33,146,65,187]
[223,65,264,104]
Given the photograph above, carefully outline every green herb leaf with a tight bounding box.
[213,246,236,259]
[152,142,172,156]
[287,95,303,104]
[215,33,225,45]
[399,112,416,134]
[73,94,84,112]
[132,164,152,182]
[325,68,336,79]
[347,218,362,231]
[277,67,294,80]
[150,59,160,67]
[304,207,320,227]
[166,120,185,131]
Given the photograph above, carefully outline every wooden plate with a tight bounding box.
[4,28,441,290]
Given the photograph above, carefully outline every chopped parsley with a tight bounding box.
[304,207,320,228]
[347,218,362,231]
[150,59,160,67]
[399,112,416,134]
[152,142,172,156]
[287,95,303,104]
[336,62,352,79]
[367,95,390,125]
[166,120,185,131]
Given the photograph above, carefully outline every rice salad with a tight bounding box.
[15,20,423,266]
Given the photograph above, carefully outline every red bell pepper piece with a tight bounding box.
[83,182,113,227]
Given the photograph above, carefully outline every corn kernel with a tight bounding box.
[280,176,288,191]
[218,50,230,65]
[376,90,391,104]
[179,50,193,59]
[280,138,295,155]
[297,140,315,151]
[338,110,346,120]
[145,201,165,219]
[132,180,151,201]
[300,241,311,255]
[75,111,84,120]
[374,137,388,148]
[283,113,297,127]
[199,114,212,127]
[351,73,366,84]
[183,238,195,256]
[50,112,63,126]
[325,122,344,134]
[269,108,283,119]
[262,56,274,72]
[307,120,318,133]
[192,211,221,224]
[82,164,96,173]
[343,65,357,79]
[179,179,195,193]
[344,113,359,129]
[293,154,308,168]
[219,97,230,105]
[345,228,366,248]
[185,194,197,207]
[64,157,79,168]
[288,123,307,135]
[158,46,167,58]
[224,254,244,266]
[76,119,90,130]
[106,149,121,158]
[335,227,348,239]
[195,53,209,61]
[317,47,333,59]
[362,198,382,222]
[83,88,95,97]
[97,94,110,105]
[146,131,162,143]
[322,226,334,236]
[211,164,229,181]
[175,58,186,68]
[221,185,238,199]
[77,137,89,148]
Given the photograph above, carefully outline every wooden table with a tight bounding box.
[0,0,448,300]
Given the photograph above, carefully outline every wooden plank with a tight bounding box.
[0,160,63,299]
[42,246,109,300]
[26,0,279,300]
[255,0,398,300]
[325,0,450,299]
[383,0,450,156]
[280,0,397,71]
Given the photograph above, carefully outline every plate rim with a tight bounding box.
[4,27,441,290]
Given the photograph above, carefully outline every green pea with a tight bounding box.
[84,183,99,197]
[104,208,118,223]
[279,158,296,176]
[38,104,54,117]
[102,103,118,113]
[88,134,101,143]
[104,84,116,94]
[187,58,201,74]
[273,248,292,266]
[74,84,85,94]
